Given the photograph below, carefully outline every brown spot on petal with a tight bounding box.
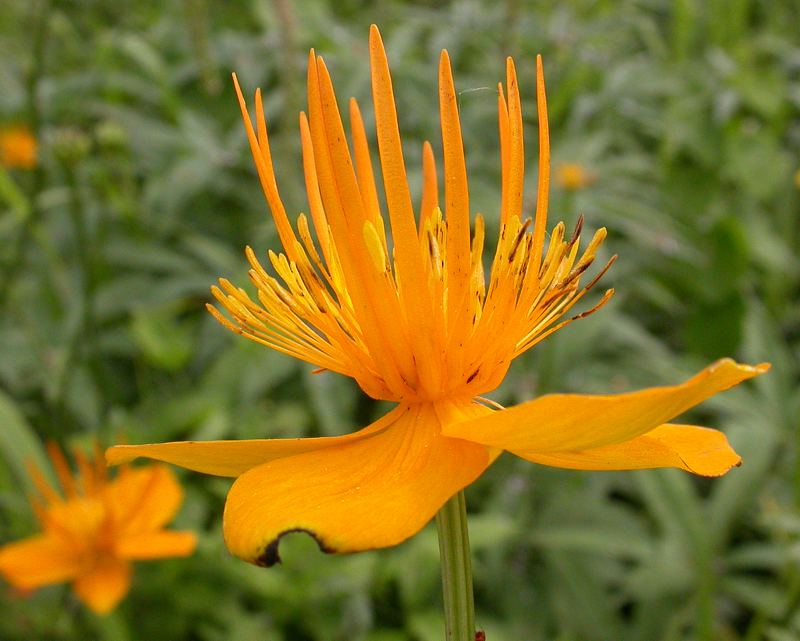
[256,528,335,567]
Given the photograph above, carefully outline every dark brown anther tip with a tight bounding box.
[569,214,585,245]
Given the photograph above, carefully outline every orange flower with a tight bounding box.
[0,443,196,614]
[0,125,37,170]
[108,26,768,567]
[555,162,595,190]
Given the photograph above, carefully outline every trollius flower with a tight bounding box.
[0,443,196,614]
[108,26,768,567]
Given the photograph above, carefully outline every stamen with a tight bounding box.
[508,218,532,262]
[569,214,584,246]
[475,396,505,411]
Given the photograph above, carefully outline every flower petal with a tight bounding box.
[73,557,131,614]
[115,531,197,560]
[442,359,769,452]
[0,534,80,589]
[106,407,402,477]
[107,465,183,534]
[222,404,490,565]
[520,423,741,477]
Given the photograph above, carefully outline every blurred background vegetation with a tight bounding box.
[0,0,798,639]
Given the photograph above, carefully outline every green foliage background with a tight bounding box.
[0,0,798,639]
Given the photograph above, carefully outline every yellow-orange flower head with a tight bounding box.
[108,26,768,568]
[0,125,37,170]
[0,443,196,614]
[556,162,596,191]
[206,36,613,405]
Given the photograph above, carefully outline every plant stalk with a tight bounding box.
[436,490,476,641]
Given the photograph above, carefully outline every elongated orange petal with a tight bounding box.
[109,465,183,534]
[531,55,549,273]
[504,57,524,222]
[418,140,438,231]
[497,85,510,221]
[106,407,404,477]
[222,404,490,565]
[73,557,131,614]
[521,423,741,476]
[115,530,197,560]
[46,442,77,498]
[349,97,383,228]
[298,111,331,261]
[443,359,769,452]
[369,26,424,270]
[316,57,416,389]
[26,460,59,504]
[368,27,433,339]
[438,50,471,325]
[306,51,355,270]
[0,534,80,589]
[231,74,298,259]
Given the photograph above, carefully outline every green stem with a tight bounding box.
[436,490,476,641]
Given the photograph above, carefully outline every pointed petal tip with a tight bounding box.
[369,24,383,48]
[511,423,743,477]
[445,359,770,454]
[712,358,770,376]
[699,453,742,478]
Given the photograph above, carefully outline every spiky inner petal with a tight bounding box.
[212,31,614,403]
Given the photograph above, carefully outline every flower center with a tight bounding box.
[211,210,613,403]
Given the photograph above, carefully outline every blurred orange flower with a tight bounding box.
[0,125,38,170]
[0,443,196,614]
[556,162,595,190]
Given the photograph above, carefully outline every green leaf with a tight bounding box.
[130,307,193,371]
